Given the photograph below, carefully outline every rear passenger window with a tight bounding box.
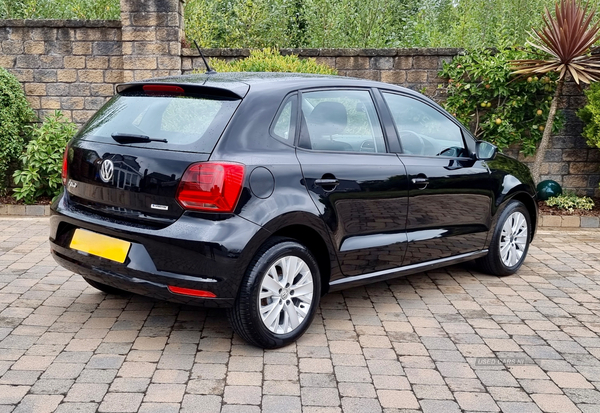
[298,90,386,153]
[383,93,466,157]
[271,95,296,142]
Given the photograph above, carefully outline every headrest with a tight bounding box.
[307,102,347,137]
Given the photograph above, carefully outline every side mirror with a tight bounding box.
[475,141,498,160]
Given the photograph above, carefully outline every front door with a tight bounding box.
[295,89,409,278]
[381,91,493,266]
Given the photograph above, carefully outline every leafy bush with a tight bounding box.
[208,48,337,75]
[0,0,119,19]
[13,111,77,204]
[578,82,600,150]
[439,48,564,155]
[0,67,36,195]
[545,192,595,214]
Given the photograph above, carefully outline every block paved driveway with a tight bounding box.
[1,217,600,413]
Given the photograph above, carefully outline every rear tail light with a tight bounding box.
[61,148,68,186]
[176,162,245,213]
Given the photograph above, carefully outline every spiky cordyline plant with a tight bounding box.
[511,0,600,184]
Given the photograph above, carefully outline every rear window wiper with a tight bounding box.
[111,133,168,144]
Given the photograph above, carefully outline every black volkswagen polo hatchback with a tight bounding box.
[50,72,537,348]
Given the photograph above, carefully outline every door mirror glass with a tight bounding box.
[476,141,498,160]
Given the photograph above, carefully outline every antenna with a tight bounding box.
[194,40,216,75]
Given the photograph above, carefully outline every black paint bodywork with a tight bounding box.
[50,72,537,307]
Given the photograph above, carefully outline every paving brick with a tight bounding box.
[455,392,500,412]
[143,383,186,403]
[223,385,262,405]
[262,395,302,413]
[334,366,372,383]
[299,358,333,374]
[98,392,144,412]
[530,394,581,413]
[13,395,63,413]
[548,371,594,389]
[377,390,419,409]
[65,383,109,402]
[340,397,382,413]
[301,387,340,406]
[181,395,221,413]
[420,399,461,413]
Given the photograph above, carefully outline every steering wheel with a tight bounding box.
[436,147,462,157]
[359,140,376,153]
[399,131,425,155]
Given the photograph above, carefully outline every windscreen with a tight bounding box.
[77,92,241,153]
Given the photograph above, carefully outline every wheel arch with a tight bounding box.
[253,212,340,295]
[270,224,334,295]
[509,191,538,241]
[486,188,537,250]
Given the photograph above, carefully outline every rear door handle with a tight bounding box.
[315,179,339,186]
[411,176,429,189]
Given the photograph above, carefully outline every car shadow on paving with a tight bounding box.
[0,218,599,412]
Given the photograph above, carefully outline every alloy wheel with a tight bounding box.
[499,211,528,267]
[258,255,314,334]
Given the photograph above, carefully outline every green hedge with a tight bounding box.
[0,67,35,195]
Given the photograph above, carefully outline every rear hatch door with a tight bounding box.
[65,83,245,227]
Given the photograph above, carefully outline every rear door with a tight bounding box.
[295,89,409,278]
[380,91,493,265]
[66,85,242,227]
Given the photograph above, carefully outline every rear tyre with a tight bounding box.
[83,277,128,295]
[477,200,531,276]
[228,237,321,349]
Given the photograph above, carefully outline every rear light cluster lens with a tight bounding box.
[61,148,68,186]
[176,162,245,213]
[168,286,216,298]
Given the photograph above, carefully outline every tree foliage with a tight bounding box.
[578,82,600,149]
[509,0,600,184]
[1,0,589,50]
[439,48,563,156]
[0,67,35,195]
[0,0,118,19]
[185,0,571,49]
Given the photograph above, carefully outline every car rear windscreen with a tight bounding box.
[77,91,241,153]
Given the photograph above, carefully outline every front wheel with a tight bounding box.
[228,238,321,348]
[477,200,531,276]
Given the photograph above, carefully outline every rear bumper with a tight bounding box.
[50,194,268,307]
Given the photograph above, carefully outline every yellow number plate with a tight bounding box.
[70,229,131,263]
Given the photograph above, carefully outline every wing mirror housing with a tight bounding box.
[475,141,498,161]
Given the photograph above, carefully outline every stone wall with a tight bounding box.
[0,20,122,124]
[0,1,598,196]
[0,0,185,124]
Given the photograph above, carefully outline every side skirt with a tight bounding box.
[328,250,488,291]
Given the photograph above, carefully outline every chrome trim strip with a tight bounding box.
[330,250,488,287]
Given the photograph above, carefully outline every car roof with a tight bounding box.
[117,72,424,100]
